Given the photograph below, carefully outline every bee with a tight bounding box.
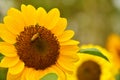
[31,33,39,42]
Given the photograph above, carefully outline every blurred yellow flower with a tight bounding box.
[73,45,115,80]
[106,34,120,70]
[0,4,79,80]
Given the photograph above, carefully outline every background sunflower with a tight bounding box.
[106,34,120,78]
[106,34,120,69]
[73,44,115,80]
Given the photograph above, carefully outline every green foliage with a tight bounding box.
[115,70,120,80]
[0,53,4,62]
[79,48,109,61]
[40,73,58,80]
[0,38,3,42]
[0,53,7,80]
[0,68,8,80]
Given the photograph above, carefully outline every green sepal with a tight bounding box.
[79,48,109,61]
[40,73,58,80]
[0,38,4,42]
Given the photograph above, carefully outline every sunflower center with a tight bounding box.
[76,60,101,80]
[15,25,60,70]
[117,48,120,59]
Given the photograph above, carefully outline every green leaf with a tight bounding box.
[0,38,3,42]
[115,70,120,80]
[0,53,4,62]
[0,53,7,80]
[0,68,8,80]
[79,48,109,61]
[40,73,58,80]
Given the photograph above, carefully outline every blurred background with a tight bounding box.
[0,0,120,80]
[0,0,120,47]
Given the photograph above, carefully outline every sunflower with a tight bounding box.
[0,4,79,80]
[106,34,120,70]
[73,44,115,80]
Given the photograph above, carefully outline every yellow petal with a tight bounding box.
[23,68,44,80]
[18,67,27,80]
[44,8,60,29]
[0,42,17,57]
[8,60,24,75]
[7,72,22,80]
[60,45,79,53]
[21,4,37,26]
[51,65,66,80]
[25,68,40,80]
[57,54,78,71]
[37,7,47,26]
[4,17,24,35]
[8,8,22,17]
[107,34,120,47]
[52,18,67,36]
[37,65,66,80]
[0,56,19,68]
[6,8,25,34]
[25,68,35,80]
[58,30,74,42]
[60,40,80,46]
[60,52,79,62]
[0,24,17,44]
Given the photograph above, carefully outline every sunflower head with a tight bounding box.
[73,44,115,80]
[106,34,120,70]
[0,4,79,80]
